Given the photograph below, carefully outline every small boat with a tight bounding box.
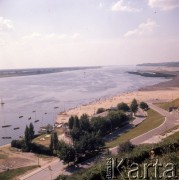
[32,110,36,113]
[19,116,23,118]
[2,137,12,139]
[14,127,20,130]
[54,106,59,109]
[2,125,12,128]
[34,120,39,123]
[28,117,31,120]
[1,98,5,106]
[44,112,47,114]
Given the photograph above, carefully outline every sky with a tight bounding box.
[0,0,179,69]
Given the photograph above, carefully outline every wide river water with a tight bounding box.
[0,66,169,146]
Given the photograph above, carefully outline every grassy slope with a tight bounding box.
[0,165,38,180]
[106,109,164,147]
[155,98,179,111]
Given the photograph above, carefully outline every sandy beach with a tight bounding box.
[56,70,179,123]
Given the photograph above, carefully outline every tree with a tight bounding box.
[75,132,104,154]
[130,99,138,115]
[58,143,75,166]
[68,116,74,130]
[49,132,59,153]
[96,108,105,114]
[80,114,91,132]
[117,102,130,112]
[24,125,31,148]
[91,117,108,136]
[73,116,80,129]
[140,102,149,111]
[29,123,35,140]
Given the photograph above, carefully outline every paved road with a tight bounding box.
[131,102,178,145]
[110,103,179,154]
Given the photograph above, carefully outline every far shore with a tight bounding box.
[56,71,179,123]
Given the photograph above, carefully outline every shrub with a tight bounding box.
[140,101,149,110]
[96,108,105,114]
[30,143,52,155]
[11,139,26,149]
[117,140,135,154]
[117,102,130,112]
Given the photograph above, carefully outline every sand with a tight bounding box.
[56,87,179,124]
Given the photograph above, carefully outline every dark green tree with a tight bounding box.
[73,115,80,129]
[140,102,149,110]
[117,102,130,112]
[130,99,138,115]
[53,132,59,151]
[24,125,31,148]
[58,143,76,166]
[68,116,75,130]
[80,114,91,132]
[49,132,59,153]
[29,123,35,140]
[91,117,108,136]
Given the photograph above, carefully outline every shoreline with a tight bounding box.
[56,74,179,123]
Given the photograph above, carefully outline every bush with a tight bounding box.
[140,101,149,110]
[11,139,26,149]
[96,108,105,114]
[30,143,52,155]
[117,140,135,153]
[117,102,130,112]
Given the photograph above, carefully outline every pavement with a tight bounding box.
[110,103,179,154]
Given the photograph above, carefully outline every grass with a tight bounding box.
[0,165,38,180]
[32,134,51,147]
[155,98,179,111]
[33,128,63,147]
[106,109,165,148]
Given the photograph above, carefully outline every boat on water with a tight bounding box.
[14,127,20,130]
[19,116,23,118]
[2,137,12,139]
[2,125,12,128]
[1,98,5,105]
[34,120,39,123]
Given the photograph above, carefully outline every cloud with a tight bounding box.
[111,0,140,12]
[148,0,179,10]
[124,19,158,37]
[0,17,14,32]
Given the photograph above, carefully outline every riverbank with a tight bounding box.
[56,71,179,123]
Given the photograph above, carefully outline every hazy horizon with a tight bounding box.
[0,0,179,69]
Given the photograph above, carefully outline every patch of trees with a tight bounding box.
[57,114,105,165]
[11,123,52,155]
